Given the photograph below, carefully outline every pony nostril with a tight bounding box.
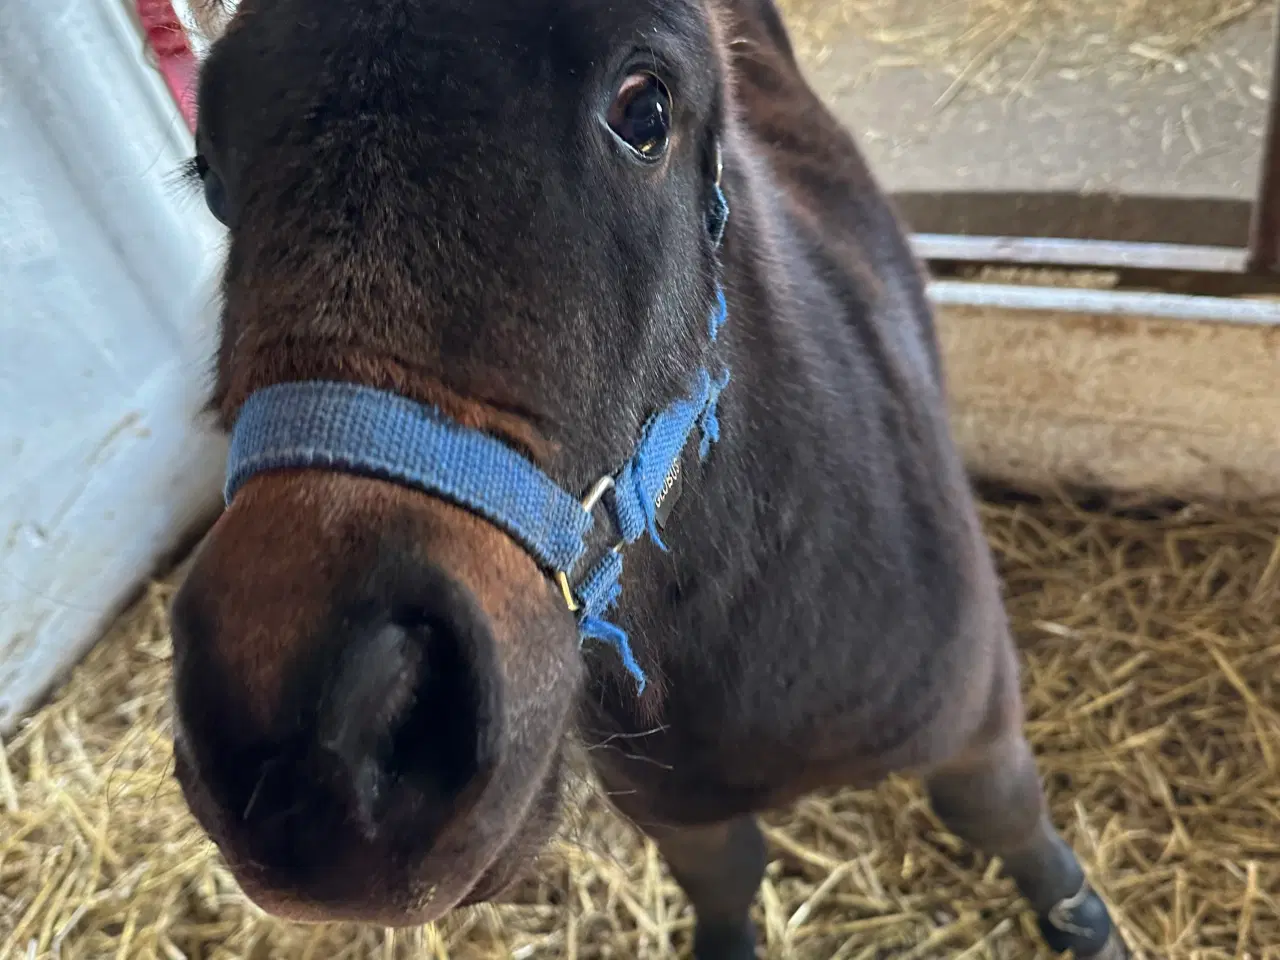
[316,603,502,835]
[317,622,420,832]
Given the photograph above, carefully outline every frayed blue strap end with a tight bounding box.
[580,616,647,693]
[708,285,728,340]
[613,368,711,552]
[698,369,731,460]
[618,456,672,553]
[574,552,646,692]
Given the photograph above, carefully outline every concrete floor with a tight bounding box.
[783,1,1276,203]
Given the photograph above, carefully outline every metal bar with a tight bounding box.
[911,234,1247,274]
[1247,0,1280,273]
[929,280,1280,328]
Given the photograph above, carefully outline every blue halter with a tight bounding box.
[224,177,731,694]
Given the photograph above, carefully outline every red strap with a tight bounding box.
[136,0,198,131]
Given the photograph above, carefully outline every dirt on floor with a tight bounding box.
[777,0,1275,197]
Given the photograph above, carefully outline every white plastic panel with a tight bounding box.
[0,0,226,731]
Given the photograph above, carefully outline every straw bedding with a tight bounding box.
[2,491,1277,959]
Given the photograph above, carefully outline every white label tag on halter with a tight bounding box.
[653,458,684,532]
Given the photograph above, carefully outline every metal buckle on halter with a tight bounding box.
[555,475,623,613]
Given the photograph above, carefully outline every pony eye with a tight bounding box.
[606,72,672,161]
[194,152,230,226]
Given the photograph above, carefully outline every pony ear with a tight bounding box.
[187,0,238,46]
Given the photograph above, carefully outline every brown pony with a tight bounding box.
[169,1,1128,956]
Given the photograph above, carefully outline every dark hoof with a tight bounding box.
[692,920,758,960]
[1037,886,1128,959]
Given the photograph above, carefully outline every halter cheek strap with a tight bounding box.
[224,170,731,695]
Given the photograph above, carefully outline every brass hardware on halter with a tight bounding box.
[554,475,618,614]
[556,571,580,613]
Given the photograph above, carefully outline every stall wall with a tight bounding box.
[0,0,226,731]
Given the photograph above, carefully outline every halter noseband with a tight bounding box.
[224,160,731,694]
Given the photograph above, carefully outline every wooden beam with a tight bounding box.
[932,283,1280,502]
